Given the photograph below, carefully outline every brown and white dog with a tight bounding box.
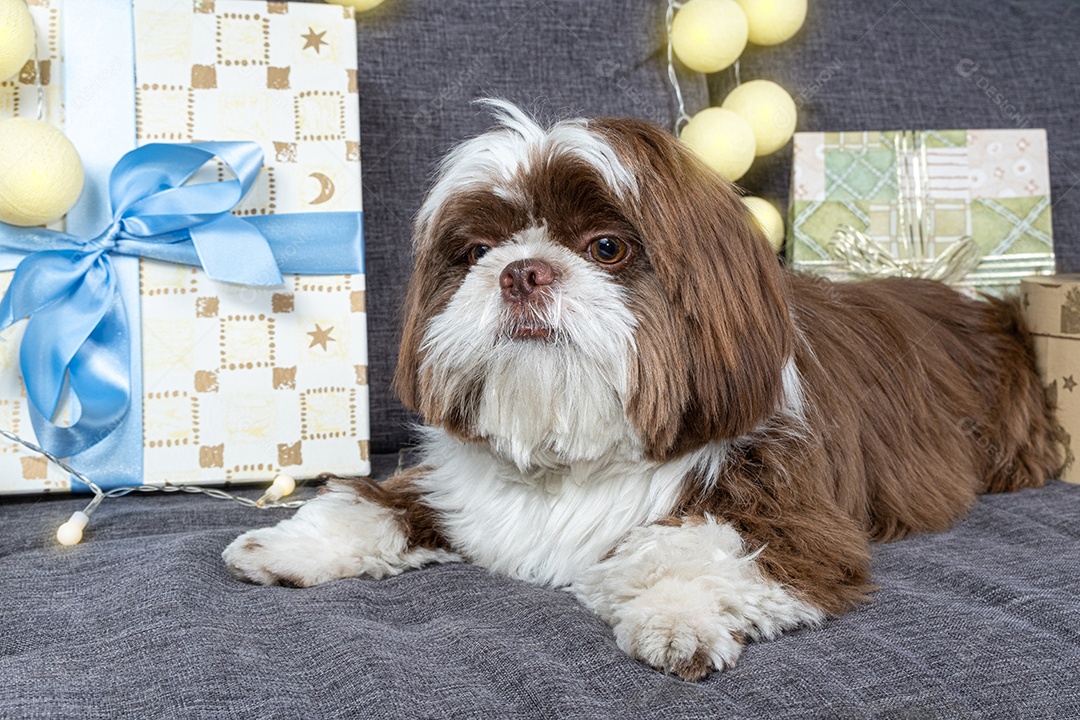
[223,101,1059,680]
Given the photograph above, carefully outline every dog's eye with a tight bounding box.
[587,237,629,265]
[466,245,492,265]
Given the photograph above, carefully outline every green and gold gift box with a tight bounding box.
[787,129,1055,294]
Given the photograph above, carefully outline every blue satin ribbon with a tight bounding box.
[0,141,363,459]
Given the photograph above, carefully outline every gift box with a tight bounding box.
[1021,275,1080,484]
[0,0,370,494]
[787,129,1056,294]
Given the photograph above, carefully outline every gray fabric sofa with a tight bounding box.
[3,0,1080,717]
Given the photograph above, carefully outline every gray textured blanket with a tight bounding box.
[2,476,1078,719]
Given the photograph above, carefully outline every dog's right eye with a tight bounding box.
[466,245,492,265]
[587,237,630,265]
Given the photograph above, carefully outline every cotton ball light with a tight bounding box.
[670,0,749,74]
[0,118,84,227]
[325,0,385,12]
[721,79,798,156]
[56,511,89,546]
[732,0,807,46]
[256,473,297,506]
[680,107,756,182]
[0,0,35,82]
[742,197,785,252]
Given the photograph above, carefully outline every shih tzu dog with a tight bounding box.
[224,101,1059,680]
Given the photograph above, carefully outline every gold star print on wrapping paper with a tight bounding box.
[302,27,328,54]
[1065,376,1077,392]
[308,324,336,351]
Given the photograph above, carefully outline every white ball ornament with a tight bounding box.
[0,118,85,227]
[0,0,35,82]
[325,0,385,12]
[680,107,756,182]
[721,79,798,156]
[670,0,749,74]
[733,0,807,46]
[742,197,785,252]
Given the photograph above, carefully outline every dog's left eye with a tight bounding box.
[466,245,492,265]
[587,237,629,265]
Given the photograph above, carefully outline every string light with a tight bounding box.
[666,0,805,250]
[257,474,298,507]
[669,0,749,74]
[0,428,307,546]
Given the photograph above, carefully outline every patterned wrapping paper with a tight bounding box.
[787,129,1056,294]
[1021,275,1080,484]
[0,0,370,494]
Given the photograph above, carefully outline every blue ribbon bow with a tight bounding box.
[0,142,363,459]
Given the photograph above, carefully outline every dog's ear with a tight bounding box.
[593,119,794,458]
[393,261,426,415]
[395,205,486,438]
[393,213,446,418]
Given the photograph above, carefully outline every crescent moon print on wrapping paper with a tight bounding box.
[309,172,335,205]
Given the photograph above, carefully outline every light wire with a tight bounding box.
[22,0,46,122]
[665,0,692,136]
[0,427,308,519]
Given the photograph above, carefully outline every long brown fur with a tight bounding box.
[391,115,1060,620]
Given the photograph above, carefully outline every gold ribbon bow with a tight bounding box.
[826,131,983,284]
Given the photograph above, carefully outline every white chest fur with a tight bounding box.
[414,431,723,587]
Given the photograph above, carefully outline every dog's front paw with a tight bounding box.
[223,526,341,587]
[612,578,744,681]
[222,480,460,587]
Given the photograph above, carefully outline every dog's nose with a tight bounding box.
[500,259,554,301]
